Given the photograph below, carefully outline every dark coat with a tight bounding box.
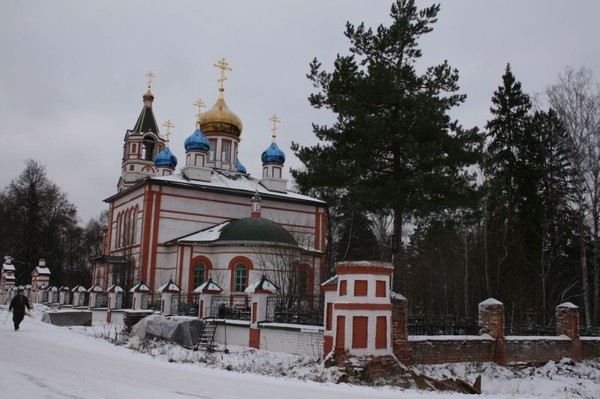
[9,294,32,323]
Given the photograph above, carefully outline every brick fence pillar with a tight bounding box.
[556,302,582,361]
[479,298,506,365]
[391,293,411,364]
[245,275,278,350]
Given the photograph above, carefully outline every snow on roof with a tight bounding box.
[158,280,181,293]
[2,264,15,272]
[130,282,151,292]
[321,275,338,286]
[390,291,407,301]
[108,169,326,206]
[193,278,223,293]
[245,276,278,293]
[72,285,87,292]
[4,275,15,280]
[88,284,104,293]
[479,298,503,307]
[175,221,230,243]
[556,302,579,309]
[35,266,51,275]
[107,284,124,293]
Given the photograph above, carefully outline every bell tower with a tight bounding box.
[118,71,166,191]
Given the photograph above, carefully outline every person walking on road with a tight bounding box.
[9,288,33,330]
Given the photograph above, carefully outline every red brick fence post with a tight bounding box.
[556,302,582,361]
[391,293,411,364]
[479,298,506,365]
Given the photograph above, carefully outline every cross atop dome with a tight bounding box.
[269,114,280,142]
[214,58,232,99]
[193,98,206,127]
[162,120,174,146]
[145,71,155,89]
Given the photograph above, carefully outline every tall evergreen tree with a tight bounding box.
[483,64,533,302]
[484,66,580,327]
[291,0,482,290]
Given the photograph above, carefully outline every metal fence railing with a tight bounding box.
[408,314,477,335]
[95,293,108,308]
[209,295,250,320]
[266,295,324,326]
[141,294,161,311]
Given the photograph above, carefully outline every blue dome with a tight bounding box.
[261,142,285,165]
[184,128,210,152]
[154,146,178,168]
[236,158,247,174]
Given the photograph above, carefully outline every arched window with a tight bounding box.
[194,263,206,288]
[298,270,309,295]
[234,264,247,292]
[221,141,231,162]
[208,140,216,161]
[142,135,156,161]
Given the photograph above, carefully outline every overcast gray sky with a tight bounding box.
[1,0,599,223]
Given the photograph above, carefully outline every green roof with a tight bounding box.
[218,217,297,246]
[132,105,159,133]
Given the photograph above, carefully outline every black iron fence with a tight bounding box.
[580,326,600,337]
[266,295,324,326]
[408,314,477,335]
[95,293,108,308]
[209,295,251,320]
[505,324,555,336]
[141,293,161,311]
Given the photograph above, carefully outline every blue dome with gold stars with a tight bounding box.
[154,147,177,167]
[261,142,285,165]
[184,128,210,152]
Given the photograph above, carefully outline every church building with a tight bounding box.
[92,60,327,299]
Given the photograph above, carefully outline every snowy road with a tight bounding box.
[2,307,597,398]
[0,308,450,399]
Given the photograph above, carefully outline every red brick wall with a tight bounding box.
[581,339,600,359]
[408,339,495,364]
[249,327,260,349]
[505,339,573,364]
[376,280,386,297]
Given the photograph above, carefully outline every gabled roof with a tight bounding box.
[130,282,151,292]
[2,264,15,272]
[34,266,51,275]
[193,278,223,294]
[245,275,278,294]
[107,284,124,293]
[87,284,104,293]
[158,280,180,293]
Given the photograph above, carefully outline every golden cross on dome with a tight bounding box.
[162,119,174,146]
[193,98,206,118]
[145,71,155,88]
[269,114,280,142]
[214,58,232,94]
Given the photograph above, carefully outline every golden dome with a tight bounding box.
[200,91,243,137]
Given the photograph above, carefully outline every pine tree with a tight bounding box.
[292,0,482,290]
[483,64,533,304]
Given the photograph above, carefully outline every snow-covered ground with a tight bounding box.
[1,304,599,398]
